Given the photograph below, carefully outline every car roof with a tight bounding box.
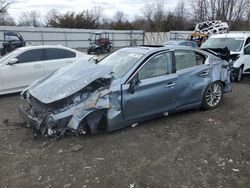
[119,45,199,55]
[210,33,250,39]
[18,45,75,51]
[163,40,191,44]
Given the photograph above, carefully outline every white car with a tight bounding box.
[201,33,250,82]
[0,45,90,95]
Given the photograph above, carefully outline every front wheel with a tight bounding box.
[202,82,223,110]
[235,66,243,82]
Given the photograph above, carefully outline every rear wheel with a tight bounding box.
[202,82,223,110]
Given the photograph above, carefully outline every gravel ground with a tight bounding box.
[0,80,250,188]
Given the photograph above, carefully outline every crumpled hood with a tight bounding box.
[28,58,112,104]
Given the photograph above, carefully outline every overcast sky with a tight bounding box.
[8,0,178,21]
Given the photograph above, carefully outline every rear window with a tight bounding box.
[175,50,206,71]
[44,48,76,60]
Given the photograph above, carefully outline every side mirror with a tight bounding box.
[128,75,140,94]
[7,58,19,65]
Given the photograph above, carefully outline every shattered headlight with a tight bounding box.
[229,55,240,64]
[72,92,90,105]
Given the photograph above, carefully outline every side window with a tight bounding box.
[16,49,44,63]
[44,48,76,60]
[245,37,250,47]
[64,50,76,58]
[175,50,205,71]
[138,52,172,80]
[196,52,206,65]
[244,45,250,55]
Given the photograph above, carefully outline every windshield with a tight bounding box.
[202,37,244,52]
[0,48,21,64]
[99,50,143,78]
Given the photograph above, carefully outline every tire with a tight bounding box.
[87,50,91,55]
[202,82,223,110]
[0,48,6,56]
[235,66,243,82]
[107,47,111,53]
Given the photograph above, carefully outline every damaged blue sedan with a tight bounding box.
[20,46,232,137]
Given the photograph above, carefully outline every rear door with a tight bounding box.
[43,48,76,75]
[174,50,210,108]
[1,49,44,91]
[122,51,177,121]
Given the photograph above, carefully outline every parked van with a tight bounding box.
[201,33,250,82]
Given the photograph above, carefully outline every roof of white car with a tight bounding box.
[18,45,76,51]
[210,33,250,39]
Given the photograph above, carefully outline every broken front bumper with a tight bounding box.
[19,105,72,136]
[19,105,43,133]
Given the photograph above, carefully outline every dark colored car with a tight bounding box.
[20,45,232,137]
[162,40,198,48]
[1,32,26,56]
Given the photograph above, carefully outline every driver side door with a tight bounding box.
[122,51,177,121]
[1,49,44,92]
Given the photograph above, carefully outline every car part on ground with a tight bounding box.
[201,33,250,82]
[19,46,232,138]
[0,45,93,95]
[0,32,26,56]
[87,32,112,55]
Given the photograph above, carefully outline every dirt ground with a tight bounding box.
[0,80,250,188]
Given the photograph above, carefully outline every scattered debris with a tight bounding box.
[131,123,138,128]
[57,149,64,154]
[37,176,42,181]
[93,158,105,161]
[41,141,51,147]
[84,166,92,169]
[129,183,135,188]
[71,145,82,152]
[64,183,71,188]
[202,159,208,164]
[228,159,233,163]
[208,118,217,125]
[232,168,240,172]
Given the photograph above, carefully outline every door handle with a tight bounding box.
[33,64,41,68]
[200,71,209,77]
[165,82,176,88]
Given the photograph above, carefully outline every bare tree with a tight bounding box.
[45,9,60,27]
[18,11,43,27]
[143,3,154,31]
[0,0,13,13]
[190,0,209,22]
[190,0,249,24]
[91,6,104,26]
[114,11,127,23]
[153,0,165,31]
